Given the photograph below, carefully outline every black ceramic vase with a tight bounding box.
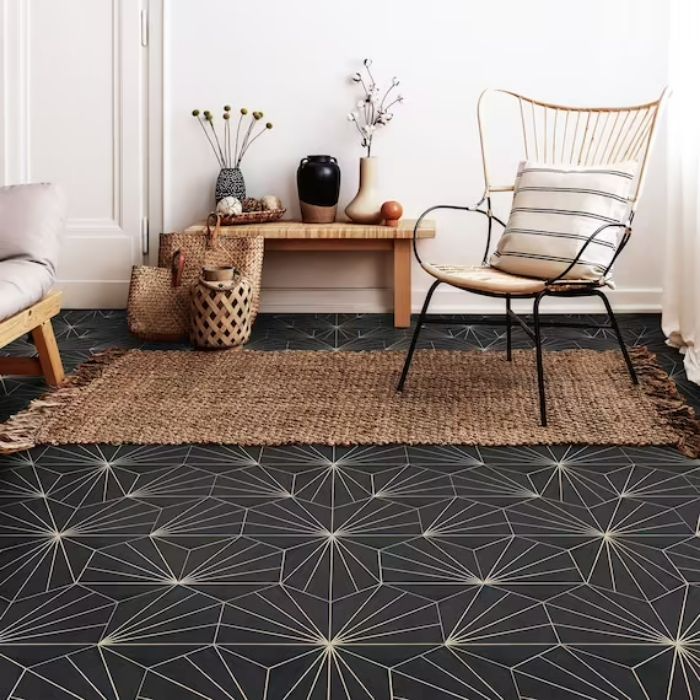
[297,155,341,223]
[215,167,246,203]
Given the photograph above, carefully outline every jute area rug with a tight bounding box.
[1,348,698,456]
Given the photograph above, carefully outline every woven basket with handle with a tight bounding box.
[190,271,253,349]
[159,214,264,321]
[127,250,189,341]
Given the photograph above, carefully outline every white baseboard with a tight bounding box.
[57,281,662,315]
[261,286,662,315]
[420,286,663,314]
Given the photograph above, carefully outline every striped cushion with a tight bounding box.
[490,161,638,282]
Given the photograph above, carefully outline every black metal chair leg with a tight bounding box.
[593,289,638,385]
[505,296,512,361]
[533,292,547,426]
[397,280,440,391]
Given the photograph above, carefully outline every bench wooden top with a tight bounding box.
[184,218,436,240]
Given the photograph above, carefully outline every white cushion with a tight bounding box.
[490,161,637,282]
[0,183,65,321]
[0,258,54,321]
[0,183,65,275]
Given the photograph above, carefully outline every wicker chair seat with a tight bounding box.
[422,262,604,296]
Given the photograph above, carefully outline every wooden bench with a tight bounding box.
[0,290,65,385]
[185,219,436,327]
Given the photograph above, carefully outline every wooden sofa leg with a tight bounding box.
[31,320,64,386]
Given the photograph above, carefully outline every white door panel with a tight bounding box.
[1,0,146,308]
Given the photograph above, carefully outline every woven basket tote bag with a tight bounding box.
[127,250,190,341]
[159,214,264,321]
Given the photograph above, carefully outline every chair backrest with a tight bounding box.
[476,88,669,214]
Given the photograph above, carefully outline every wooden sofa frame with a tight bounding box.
[0,290,65,386]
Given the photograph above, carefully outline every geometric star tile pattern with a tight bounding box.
[0,310,699,698]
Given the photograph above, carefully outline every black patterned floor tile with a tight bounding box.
[210,468,296,507]
[185,445,262,471]
[513,646,645,700]
[545,584,700,699]
[152,498,246,538]
[0,585,115,667]
[99,586,221,665]
[36,445,193,471]
[138,646,263,700]
[243,498,333,539]
[392,645,521,699]
[1,310,700,698]
[666,536,700,583]
[0,464,61,506]
[13,646,146,700]
[126,465,215,508]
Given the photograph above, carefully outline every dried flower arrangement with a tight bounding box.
[347,59,404,157]
[191,106,273,168]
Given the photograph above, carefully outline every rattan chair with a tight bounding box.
[398,88,669,425]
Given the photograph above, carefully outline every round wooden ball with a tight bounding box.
[381,200,403,226]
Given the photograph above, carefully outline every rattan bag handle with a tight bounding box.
[171,249,185,287]
[205,213,221,249]
[204,213,244,270]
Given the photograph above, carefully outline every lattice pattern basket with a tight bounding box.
[190,273,253,349]
[159,216,264,322]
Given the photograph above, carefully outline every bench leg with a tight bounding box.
[32,320,65,386]
[393,239,412,328]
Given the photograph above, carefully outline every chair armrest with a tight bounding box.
[412,200,500,266]
[546,222,631,286]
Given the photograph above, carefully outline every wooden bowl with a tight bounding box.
[203,265,236,282]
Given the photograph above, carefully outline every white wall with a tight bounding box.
[166,0,669,313]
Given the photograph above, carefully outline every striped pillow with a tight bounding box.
[490,161,638,282]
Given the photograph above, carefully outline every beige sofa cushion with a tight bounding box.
[0,258,54,321]
[0,183,65,274]
[0,183,65,321]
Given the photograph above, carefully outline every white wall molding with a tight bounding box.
[147,0,165,265]
[422,286,663,315]
[0,0,30,185]
[110,0,124,228]
[260,286,662,315]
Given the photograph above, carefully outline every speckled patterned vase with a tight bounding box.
[345,157,382,224]
[215,167,246,203]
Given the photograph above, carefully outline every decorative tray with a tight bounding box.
[215,209,286,226]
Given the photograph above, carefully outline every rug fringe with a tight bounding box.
[0,349,127,454]
[630,346,700,458]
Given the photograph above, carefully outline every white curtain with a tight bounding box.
[662,0,700,385]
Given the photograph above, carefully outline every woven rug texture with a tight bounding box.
[1,347,698,455]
